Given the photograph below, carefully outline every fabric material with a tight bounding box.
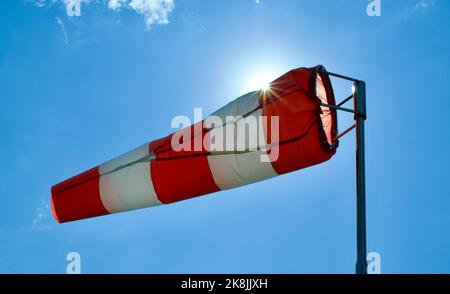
[50,65,338,223]
[99,143,161,213]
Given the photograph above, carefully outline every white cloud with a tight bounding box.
[55,17,69,45]
[415,0,438,11]
[33,0,48,7]
[108,0,127,11]
[399,0,438,20]
[255,0,261,4]
[128,0,174,27]
[32,0,175,28]
[415,0,430,10]
[32,198,53,232]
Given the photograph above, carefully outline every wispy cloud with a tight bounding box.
[415,0,437,11]
[127,0,174,27]
[399,0,438,21]
[55,17,69,45]
[108,0,127,10]
[32,198,53,232]
[33,0,47,7]
[31,0,175,29]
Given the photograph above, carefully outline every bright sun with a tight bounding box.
[246,69,278,92]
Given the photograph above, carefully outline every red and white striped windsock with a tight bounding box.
[51,65,338,223]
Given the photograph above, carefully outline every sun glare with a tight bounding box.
[246,69,278,92]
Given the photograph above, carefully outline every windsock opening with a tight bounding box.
[316,66,338,149]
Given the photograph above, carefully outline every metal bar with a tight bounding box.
[337,94,354,107]
[320,68,360,83]
[320,102,357,114]
[334,124,356,141]
[354,80,368,275]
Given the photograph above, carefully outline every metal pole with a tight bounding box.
[354,80,367,274]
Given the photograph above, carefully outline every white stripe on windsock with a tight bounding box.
[99,143,162,213]
[207,109,278,190]
[206,91,260,124]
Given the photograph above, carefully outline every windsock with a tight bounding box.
[51,65,338,223]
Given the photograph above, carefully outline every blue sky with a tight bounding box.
[0,0,449,273]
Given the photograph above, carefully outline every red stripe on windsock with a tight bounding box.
[50,167,109,223]
[149,121,220,204]
[262,67,336,174]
